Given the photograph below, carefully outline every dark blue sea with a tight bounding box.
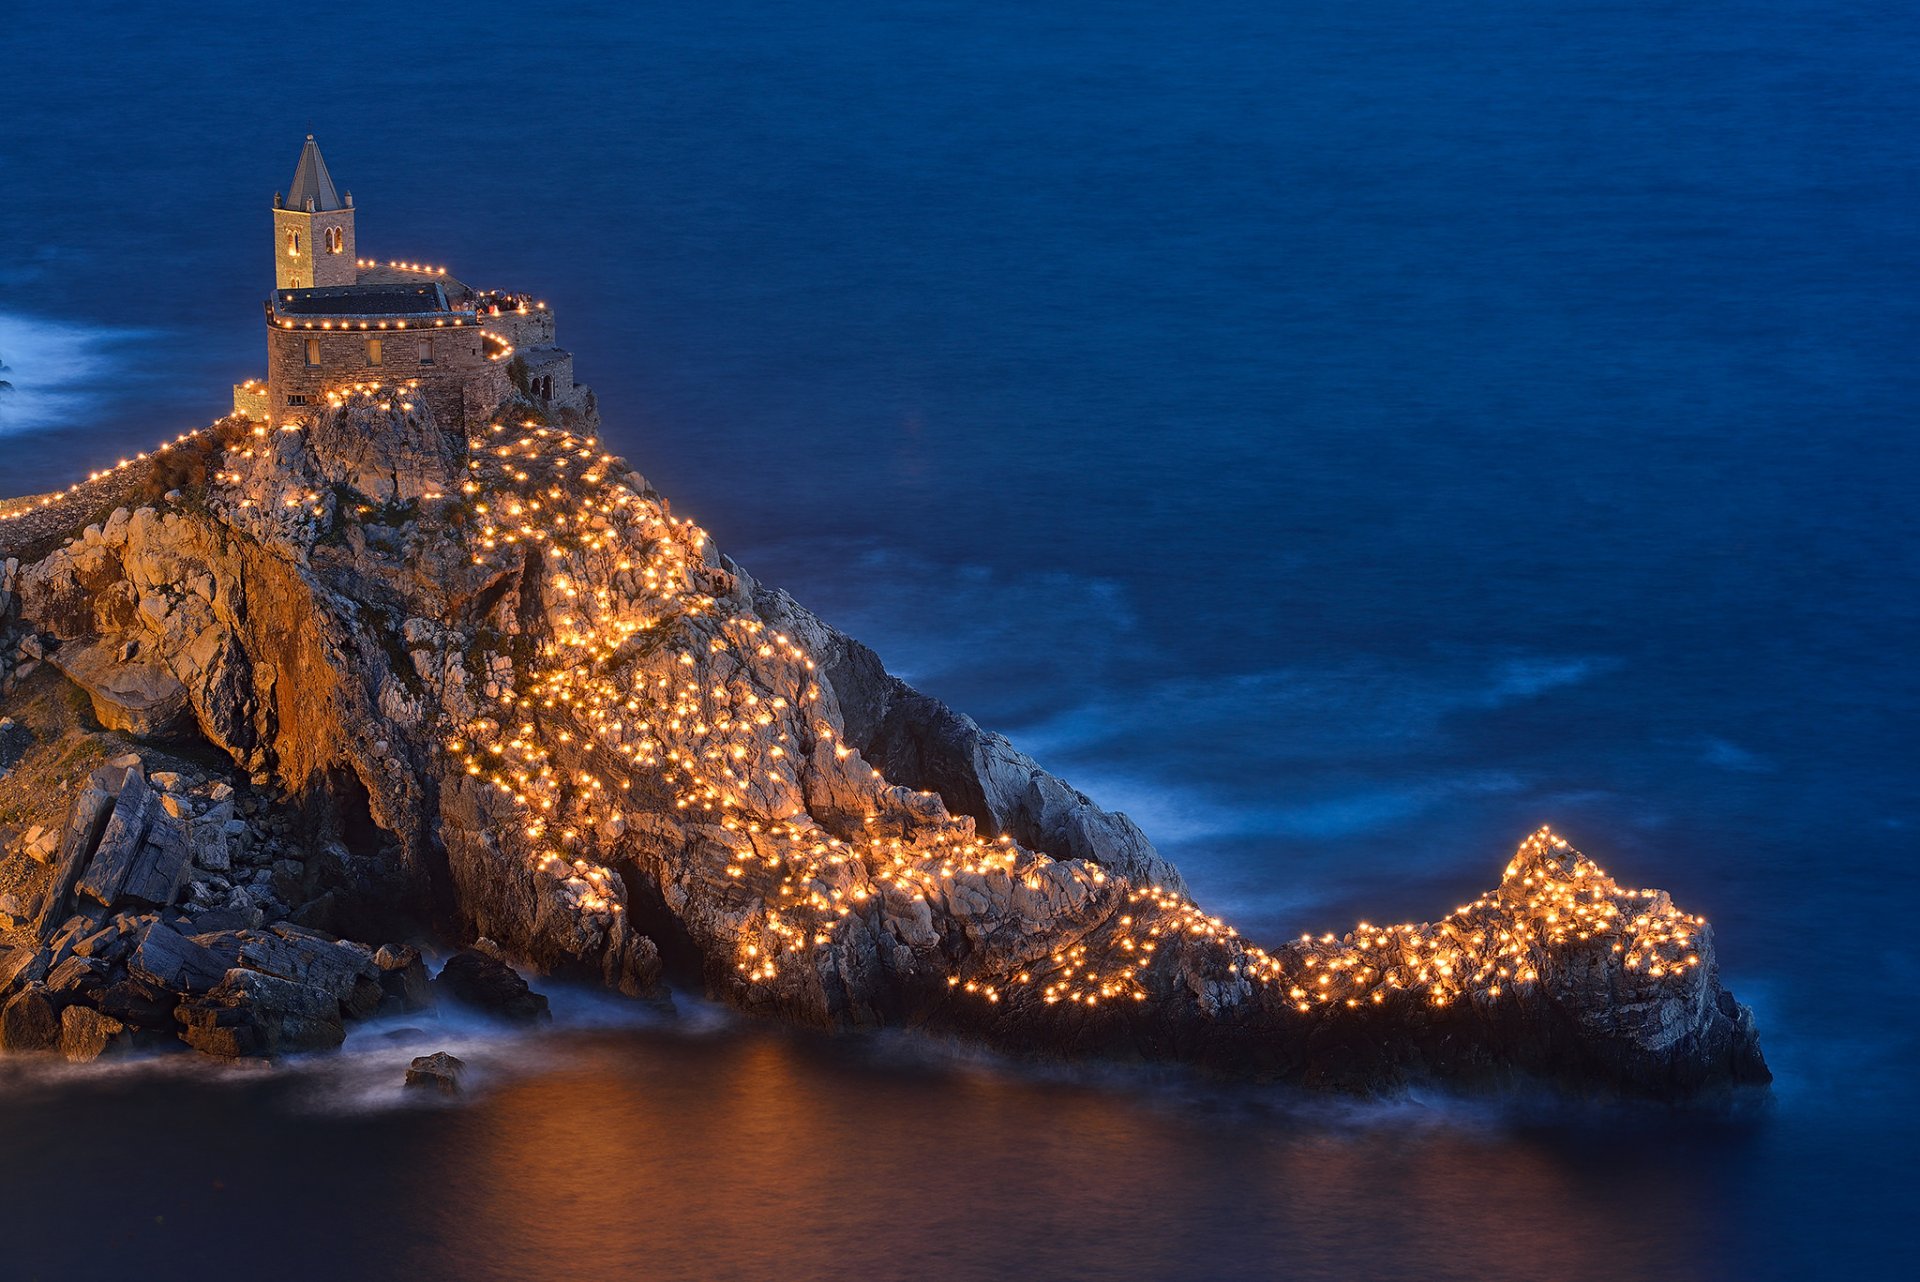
[1,2,1913,1278]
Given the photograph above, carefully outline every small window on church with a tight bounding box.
[287,230,301,258]
[367,338,383,367]
[325,227,344,254]
[305,338,322,366]
[418,339,435,366]
[286,394,308,407]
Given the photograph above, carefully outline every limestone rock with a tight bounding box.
[128,921,231,994]
[235,925,384,1019]
[175,968,344,1057]
[404,1050,465,1094]
[50,639,191,738]
[373,942,432,1012]
[0,396,1767,1096]
[0,984,61,1051]
[60,1006,131,1063]
[433,950,550,1023]
[0,892,29,930]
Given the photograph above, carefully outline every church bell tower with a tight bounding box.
[272,134,356,291]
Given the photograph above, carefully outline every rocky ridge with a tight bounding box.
[0,389,1769,1094]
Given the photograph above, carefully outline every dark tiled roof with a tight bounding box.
[275,283,453,317]
[286,135,345,212]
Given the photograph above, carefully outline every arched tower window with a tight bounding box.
[325,226,344,254]
[287,230,301,258]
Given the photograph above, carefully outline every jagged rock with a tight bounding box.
[0,892,28,930]
[601,913,664,1000]
[120,811,194,910]
[66,762,194,915]
[373,943,432,1011]
[45,911,107,970]
[73,919,136,964]
[22,824,58,865]
[74,766,157,908]
[60,1006,131,1063]
[234,924,384,1018]
[433,950,550,1023]
[0,395,1768,1096]
[95,977,181,1032]
[34,763,125,936]
[0,945,41,990]
[49,640,191,738]
[403,1050,464,1094]
[184,906,257,933]
[175,968,343,1057]
[45,954,107,1002]
[128,921,231,994]
[0,984,61,1051]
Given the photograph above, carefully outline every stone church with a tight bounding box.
[234,136,590,431]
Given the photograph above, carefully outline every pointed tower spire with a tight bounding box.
[287,134,344,213]
[273,134,357,290]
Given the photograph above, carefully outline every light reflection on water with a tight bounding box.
[0,993,1782,1282]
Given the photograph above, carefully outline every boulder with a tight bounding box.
[94,977,180,1032]
[0,945,42,990]
[237,925,384,1019]
[0,984,61,1051]
[373,943,432,1012]
[75,768,156,908]
[45,954,107,1003]
[60,1006,131,1063]
[433,950,550,1024]
[33,764,125,936]
[25,826,60,865]
[403,1050,465,1094]
[0,892,29,930]
[128,921,231,994]
[175,969,344,1058]
[49,641,190,738]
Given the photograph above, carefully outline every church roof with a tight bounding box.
[286,135,345,212]
[274,283,456,318]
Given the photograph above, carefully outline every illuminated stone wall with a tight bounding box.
[480,307,555,350]
[231,379,270,423]
[264,319,507,431]
[272,204,357,291]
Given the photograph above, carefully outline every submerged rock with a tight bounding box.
[433,951,550,1024]
[372,943,433,1013]
[404,1050,465,1094]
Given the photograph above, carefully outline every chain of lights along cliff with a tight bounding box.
[19,393,1710,1018]
[428,401,1708,1016]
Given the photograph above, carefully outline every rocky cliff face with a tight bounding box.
[0,390,1768,1094]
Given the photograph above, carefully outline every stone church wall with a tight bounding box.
[265,320,507,432]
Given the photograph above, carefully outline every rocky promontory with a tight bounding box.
[0,390,1769,1095]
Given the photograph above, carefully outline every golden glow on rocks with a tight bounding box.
[432,413,1713,1021]
[7,396,1718,1039]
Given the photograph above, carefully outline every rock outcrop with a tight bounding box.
[0,392,1768,1095]
[405,1050,465,1093]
